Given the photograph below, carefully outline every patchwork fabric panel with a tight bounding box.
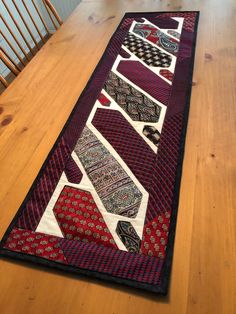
[123,32,172,67]
[132,23,179,56]
[104,71,162,122]
[0,12,199,295]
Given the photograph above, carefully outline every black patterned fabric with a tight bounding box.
[123,32,172,67]
[116,221,141,252]
[143,125,161,146]
[104,71,161,122]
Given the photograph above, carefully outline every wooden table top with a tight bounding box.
[0,1,235,313]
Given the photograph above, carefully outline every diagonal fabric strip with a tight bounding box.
[97,92,111,107]
[167,30,180,40]
[117,60,171,106]
[92,108,156,190]
[104,71,162,121]
[64,155,83,184]
[159,69,174,82]
[116,221,141,252]
[147,16,179,29]
[123,32,172,67]
[133,23,179,56]
[74,126,143,218]
[16,137,71,231]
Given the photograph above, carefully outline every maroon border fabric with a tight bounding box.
[0,11,199,295]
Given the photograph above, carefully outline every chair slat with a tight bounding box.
[22,0,46,43]
[0,14,31,62]
[2,0,35,56]
[1,0,63,92]
[12,0,40,51]
[42,0,59,30]
[31,0,51,37]
[44,0,63,26]
[0,30,27,67]
[0,51,20,76]
[0,75,9,88]
[1,46,22,72]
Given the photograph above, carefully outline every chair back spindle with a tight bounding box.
[0,0,63,91]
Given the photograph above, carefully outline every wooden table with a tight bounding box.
[0,1,235,313]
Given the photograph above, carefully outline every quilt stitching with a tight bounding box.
[123,32,172,68]
[0,11,199,295]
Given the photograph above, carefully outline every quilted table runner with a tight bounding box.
[0,11,199,295]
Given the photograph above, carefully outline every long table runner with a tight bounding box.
[0,11,199,295]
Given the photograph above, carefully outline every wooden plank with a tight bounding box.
[0,1,235,313]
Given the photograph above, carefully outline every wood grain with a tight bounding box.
[0,1,235,313]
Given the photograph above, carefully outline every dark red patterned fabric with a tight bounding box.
[92,108,184,223]
[160,69,174,82]
[97,92,111,107]
[147,16,179,29]
[117,60,171,106]
[119,48,131,59]
[53,186,117,249]
[140,212,170,258]
[64,156,83,184]
[16,137,71,231]
[92,109,182,230]
[59,238,164,285]
[4,228,67,263]
[145,113,184,222]
[177,36,193,63]
[157,12,197,32]
[92,108,156,190]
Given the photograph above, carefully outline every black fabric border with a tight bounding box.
[0,11,200,295]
